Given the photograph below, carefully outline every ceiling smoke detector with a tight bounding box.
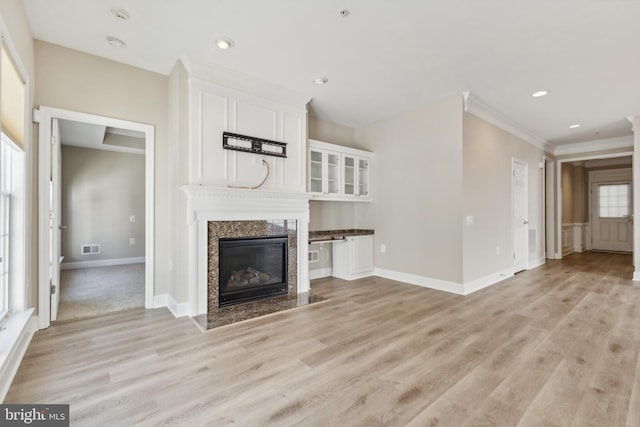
[110,7,130,21]
[313,76,329,85]
[106,36,126,48]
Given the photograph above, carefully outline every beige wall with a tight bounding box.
[355,95,464,283]
[61,146,145,263]
[35,41,170,295]
[561,163,588,224]
[0,1,36,308]
[462,112,547,283]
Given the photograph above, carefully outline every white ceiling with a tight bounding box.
[22,1,640,149]
[59,119,145,154]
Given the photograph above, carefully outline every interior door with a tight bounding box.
[512,160,528,273]
[591,181,633,252]
[50,118,62,321]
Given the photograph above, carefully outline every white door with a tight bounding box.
[591,181,633,252]
[512,160,528,273]
[50,118,61,321]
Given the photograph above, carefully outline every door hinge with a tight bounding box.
[50,283,56,295]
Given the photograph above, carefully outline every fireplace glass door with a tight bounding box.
[218,235,288,307]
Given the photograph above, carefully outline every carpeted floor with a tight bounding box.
[56,263,145,322]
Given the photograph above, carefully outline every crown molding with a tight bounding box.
[180,57,311,108]
[463,91,552,153]
[552,135,633,157]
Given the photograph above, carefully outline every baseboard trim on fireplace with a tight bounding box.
[309,268,332,280]
[153,294,189,318]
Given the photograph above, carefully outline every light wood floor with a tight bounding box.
[6,252,640,426]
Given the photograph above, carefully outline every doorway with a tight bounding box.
[38,107,155,329]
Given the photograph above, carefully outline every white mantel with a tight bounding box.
[181,185,311,316]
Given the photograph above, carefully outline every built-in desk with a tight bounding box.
[309,229,374,280]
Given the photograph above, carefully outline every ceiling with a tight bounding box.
[58,119,145,154]
[22,1,640,150]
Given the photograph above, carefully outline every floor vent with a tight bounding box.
[81,244,101,255]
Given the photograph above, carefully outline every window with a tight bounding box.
[0,37,27,321]
[599,183,630,219]
[0,134,13,319]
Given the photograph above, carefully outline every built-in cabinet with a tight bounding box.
[332,235,374,280]
[308,139,372,201]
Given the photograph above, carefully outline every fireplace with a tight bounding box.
[219,236,288,306]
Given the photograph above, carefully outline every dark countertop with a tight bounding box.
[309,229,374,243]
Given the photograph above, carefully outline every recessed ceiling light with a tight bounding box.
[338,9,349,17]
[110,7,130,21]
[313,76,328,85]
[105,36,126,48]
[569,124,581,129]
[215,38,234,50]
[532,90,548,97]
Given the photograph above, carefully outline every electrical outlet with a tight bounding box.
[130,238,135,245]
[380,244,386,253]
[496,246,500,255]
[130,215,135,222]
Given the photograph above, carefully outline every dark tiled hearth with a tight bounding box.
[192,292,327,331]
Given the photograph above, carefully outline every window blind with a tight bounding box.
[1,41,25,149]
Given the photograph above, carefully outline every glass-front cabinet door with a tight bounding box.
[343,154,356,196]
[308,149,324,194]
[326,151,341,195]
[358,158,369,197]
[308,147,341,196]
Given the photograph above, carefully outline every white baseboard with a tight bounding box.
[527,257,546,270]
[374,268,465,295]
[0,309,37,402]
[373,266,529,297]
[167,294,189,318]
[61,257,145,270]
[153,294,188,318]
[463,269,514,295]
[309,268,332,280]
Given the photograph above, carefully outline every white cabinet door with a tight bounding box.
[332,235,373,280]
[343,154,357,197]
[308,147,341,197]
[308,148,324,194]
[342,154,370,200]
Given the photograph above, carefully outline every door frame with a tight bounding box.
[37,106,155,330]
[555,151,633,260]
[512,158,528,273]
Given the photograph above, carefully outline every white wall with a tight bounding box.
[355,95,465,284]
